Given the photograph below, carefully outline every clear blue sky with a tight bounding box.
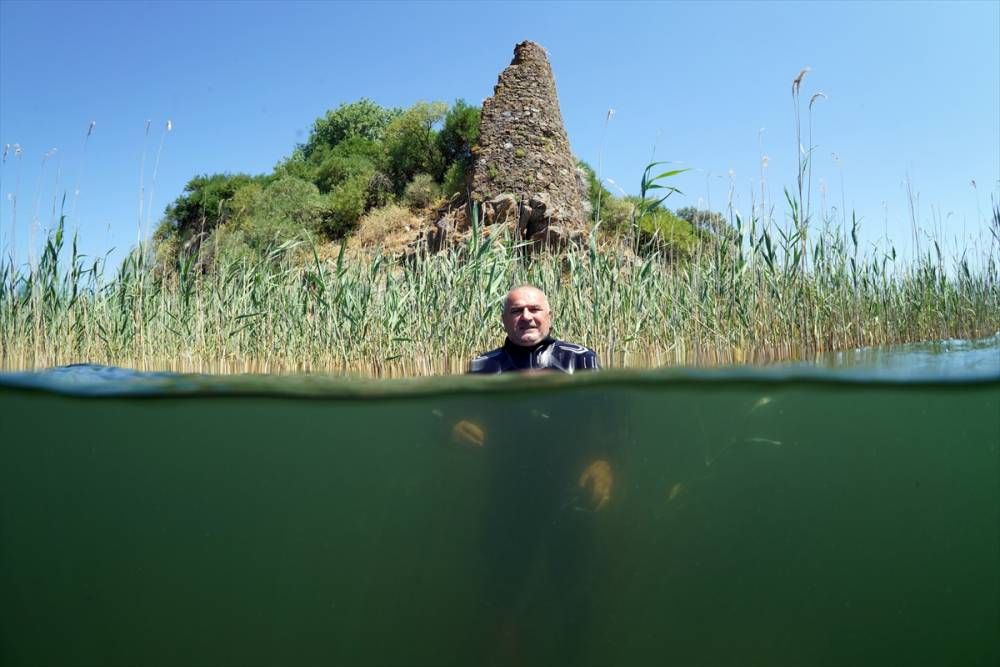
[1,0,997,268]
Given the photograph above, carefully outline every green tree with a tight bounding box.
[310,137,380,194]
[301,98,401,160]
[272,151,315,183]
[248,176,328,236]
[403,173,440,208]
[674,206,735,243]
[382,101,448,192]
[437,99,480,168]
[365,171,394,209]
[631,202,700,258]
[324,173,372,238]
[441,161,469,198]
[577,161,606,222]
[200,176,329,266]
[599,196,635,232]
[157,173,264,246]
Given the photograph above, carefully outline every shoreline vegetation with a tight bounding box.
[2,202,997,377]
[2,95,999,377]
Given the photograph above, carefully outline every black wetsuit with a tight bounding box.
[465,336,612,663]
[468,336,600,375]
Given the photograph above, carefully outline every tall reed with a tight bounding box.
[2,201,997,377]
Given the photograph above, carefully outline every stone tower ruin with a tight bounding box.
[469,41,588,242]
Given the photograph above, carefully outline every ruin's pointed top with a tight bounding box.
[512,40,548,65]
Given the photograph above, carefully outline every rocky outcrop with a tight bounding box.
[469,41,588,244]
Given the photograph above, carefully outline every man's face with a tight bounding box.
[502,287,552,346]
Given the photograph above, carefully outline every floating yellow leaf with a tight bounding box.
[667,483,687,503]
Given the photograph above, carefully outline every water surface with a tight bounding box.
[1,338,998,666]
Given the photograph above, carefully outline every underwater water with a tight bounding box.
[1,337,998,666]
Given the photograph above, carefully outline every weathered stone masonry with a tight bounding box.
[470,40,588,241]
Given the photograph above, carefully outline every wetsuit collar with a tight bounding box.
[503,335,555,358]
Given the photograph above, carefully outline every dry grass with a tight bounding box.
[354,204,420,248]
[320,203,429,266]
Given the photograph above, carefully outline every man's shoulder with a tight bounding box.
[551,340,596,355]
[550,339,600,370]
[468,347,507,374]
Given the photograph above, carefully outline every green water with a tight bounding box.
[1,340,998,666]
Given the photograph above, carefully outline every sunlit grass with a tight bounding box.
[2,200,997,378]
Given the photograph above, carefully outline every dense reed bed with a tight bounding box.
[2,204,997,377]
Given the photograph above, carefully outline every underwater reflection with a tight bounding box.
[443,388,626,665]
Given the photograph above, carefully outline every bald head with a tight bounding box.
[502,285,553,346]
[502,285,550,312]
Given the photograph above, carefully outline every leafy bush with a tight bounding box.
[441,161,469,198]
[383,101,447,192]
[403,173,440,209]
[154,97,487,268]
[324,173,371,238]
[271,153,314,182]
[600,196,635,232]
[160,173,263,238]
[301,98,400,160]
[203,227,257,267]
[675,206,736,244]
[366,171,394,210]
[437,99,480,167]
[636,206,700,257]
[577,160,618,226]
[247,176,327,235]
[311,138,379,194]
[152,224,184,272]
[154,173,265,264]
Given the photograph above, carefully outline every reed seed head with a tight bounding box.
[792,67,811,97]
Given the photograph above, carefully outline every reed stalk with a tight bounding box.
[2,204,997,377]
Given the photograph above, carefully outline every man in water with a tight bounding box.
[457,284,612,507]
[468,284,601,375]
[453,284,617,664]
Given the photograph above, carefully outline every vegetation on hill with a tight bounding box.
[154,98,482,267]
[154,97,716,270]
